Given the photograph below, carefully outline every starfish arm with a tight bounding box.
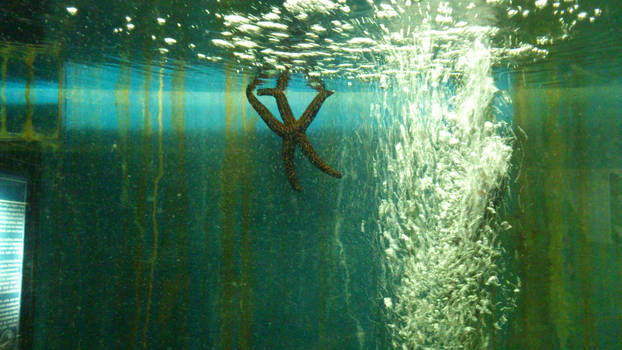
[257,88,297,127]
[295,133,343,178]
[276,69,290,90]
[246,79,286,137]
[297,88,334,131]
[282,137,301,191]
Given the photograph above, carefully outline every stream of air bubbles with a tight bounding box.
[370,3,519,349]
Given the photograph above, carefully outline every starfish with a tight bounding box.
[246,71,343,191]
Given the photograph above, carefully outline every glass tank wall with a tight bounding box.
[0,0,621,349]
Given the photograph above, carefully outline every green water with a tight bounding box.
[0,1,621,349]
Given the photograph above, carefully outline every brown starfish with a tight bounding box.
[246,71,343,191]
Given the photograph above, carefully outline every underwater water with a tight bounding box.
[0,0,621,349]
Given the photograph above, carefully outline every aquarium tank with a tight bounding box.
[0,0,620,349]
